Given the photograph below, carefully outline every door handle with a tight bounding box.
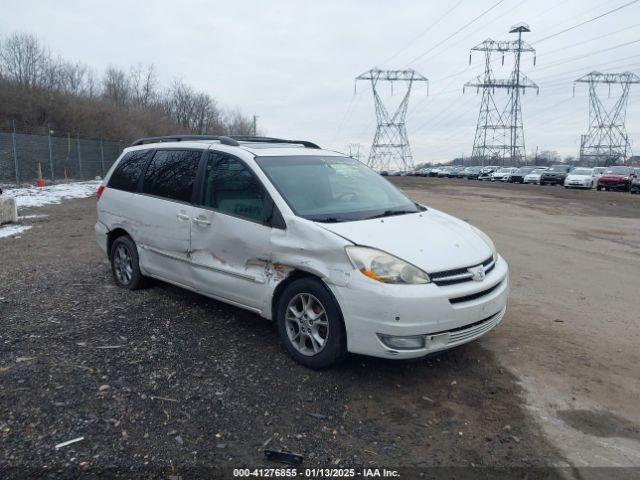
[193,216,211,226]
[177,213,190,221]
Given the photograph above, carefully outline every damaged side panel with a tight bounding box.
[260,216,354,319]
[189,205,273,310]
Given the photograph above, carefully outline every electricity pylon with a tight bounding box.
[356,68,428,171]
[347,143,362,162]
[464,24,538,166]
[574,71,640,166]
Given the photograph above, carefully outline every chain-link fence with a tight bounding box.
[0,130,125,186]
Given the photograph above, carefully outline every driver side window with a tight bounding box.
[202,152,266,222]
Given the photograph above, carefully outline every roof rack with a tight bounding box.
[129,134,321,149]
[230,136,321,149]
[129,135,239,147]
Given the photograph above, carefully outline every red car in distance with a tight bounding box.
[596,166,637,191]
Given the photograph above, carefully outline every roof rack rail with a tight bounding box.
[129,135,239,147]
[229,135,321,149]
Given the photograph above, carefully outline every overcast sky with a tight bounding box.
[2,0,640,165]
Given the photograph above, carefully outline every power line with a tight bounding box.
[534,39,640,73]
[541,22,640,56]
[379,0,465,67]
[405,0,507,66]
[533,0,640,44]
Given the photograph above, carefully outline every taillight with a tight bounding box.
[97,185,105,200]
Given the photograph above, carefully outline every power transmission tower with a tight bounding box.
[347,143,362,162]
[574,71,640,166]
[356,69,428,171]
[464,24,538,167]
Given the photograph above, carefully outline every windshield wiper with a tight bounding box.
[365,209,416,220]
[314,217,343,223]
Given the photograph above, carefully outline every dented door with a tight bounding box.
[189,151,273,310]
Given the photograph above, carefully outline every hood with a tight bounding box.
[567,174,590,179]
[317,209,491,273]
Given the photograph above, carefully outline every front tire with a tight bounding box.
[110,235,146,290]
[276,278,347,369]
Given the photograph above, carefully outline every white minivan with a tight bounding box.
[95,136,509,368]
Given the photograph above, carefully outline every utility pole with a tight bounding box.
[574,71,640,166]
[11,120,19,185]
[464,23,538,167]
[356,68,428,171]
[252,115,258,136]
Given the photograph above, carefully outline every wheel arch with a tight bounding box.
[270,270,344,325]
[107,227,132,259]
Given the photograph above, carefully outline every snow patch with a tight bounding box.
[4,181,100,209]
[0,224,32,239]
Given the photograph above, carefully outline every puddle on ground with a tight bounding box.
[557,409,640,441]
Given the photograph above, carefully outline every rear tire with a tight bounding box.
[110,235,146,290]
[276,278,347,369]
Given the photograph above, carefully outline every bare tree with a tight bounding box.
[0,31,257,141]
[0,33,47,88]
[102,66,130,105]
[130,63,158,107]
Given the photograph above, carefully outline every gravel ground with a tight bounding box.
[0,192,567,478]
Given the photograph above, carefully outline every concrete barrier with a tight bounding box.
[0,196,18,225]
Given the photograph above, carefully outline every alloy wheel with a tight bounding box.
[113,244,133,285]
[285,293,329,356]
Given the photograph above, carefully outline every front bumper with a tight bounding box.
[599,181,630,190]
[565,180,591,188]
[330,256,510,359]
[541,176,564,184]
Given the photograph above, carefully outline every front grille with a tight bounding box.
[430,256,494,286]
[447,310,503,344]
[449,280,502,304]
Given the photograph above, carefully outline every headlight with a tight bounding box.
[471,225,498,262]
[345,246,430,284]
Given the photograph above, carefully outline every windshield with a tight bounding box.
[604,166,631,174]
[548,165,569,172]
[571,169,593,176]
[517,167,535,174]
[255,155,421,222]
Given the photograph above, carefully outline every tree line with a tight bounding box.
[0,32,255,141]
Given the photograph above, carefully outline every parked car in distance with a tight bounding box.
[465,166,483,180]
[596,166,636,191]
[564,168,596,189]
[455,166,471,178]
[437,166,454,177]
[95,135,509,368]
[491,167,517,182]
[592,167,606,181]
[418,168,432,177]
[540,165,572,185]
[449,166,465,178]
[630,170,640,194]
[508,166,536,183]
[478,166,499,181]
[428,167,441,177]
[380,170,389,176]
[523,167,548,184]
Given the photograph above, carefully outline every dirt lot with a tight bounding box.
[1,178,639,478]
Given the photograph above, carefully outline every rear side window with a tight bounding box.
[142,150,201,202]
[201,152,265,222]
[108,150,153,192]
